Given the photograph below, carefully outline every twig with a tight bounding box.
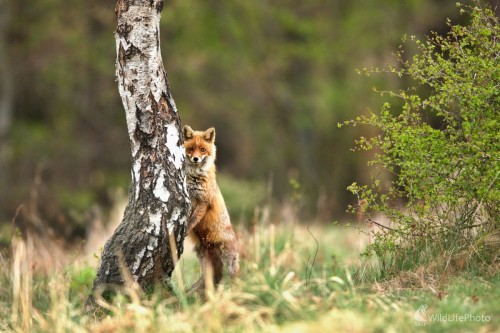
[306,226,319,285]
[461,223,485,229]
[10,204,24,239]
[471,171,499,223]
[367,218,396,232]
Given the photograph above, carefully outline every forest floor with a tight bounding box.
[0,218,498,332]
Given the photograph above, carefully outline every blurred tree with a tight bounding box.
[0,0,13,193]
[88,0,189,302]
[2,0,126,238]
[163,0,461,218]
[0,0,12,137]
[0,0,473,242]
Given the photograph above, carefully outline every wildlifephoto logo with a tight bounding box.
[414,304,429,323]
[414,304,492,326]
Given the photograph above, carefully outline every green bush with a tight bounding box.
[343,3,499,275]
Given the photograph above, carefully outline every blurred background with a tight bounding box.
[0,0,492,249]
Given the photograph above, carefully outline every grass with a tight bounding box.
[0,221,498,332]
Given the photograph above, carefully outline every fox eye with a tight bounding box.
[200,148,206,153]
[187,147,194,152]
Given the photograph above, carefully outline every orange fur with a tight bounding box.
[183,126,239,291]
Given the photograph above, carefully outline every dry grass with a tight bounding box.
[1,219,365,332]
[1,205,498,332]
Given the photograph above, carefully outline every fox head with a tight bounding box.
[183,125,216,170]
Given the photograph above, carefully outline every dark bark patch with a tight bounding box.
[116,22,133,39]
[149,90,159,114]
[118,43,127,68]
[123,44,144,61]
[158,93,171,121]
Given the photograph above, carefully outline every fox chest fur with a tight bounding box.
[183,127,235,247]
[186,168,231,244]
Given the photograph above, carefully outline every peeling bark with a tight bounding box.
[88,0,190,301]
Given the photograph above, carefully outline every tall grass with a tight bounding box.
[0,221,357,332]
[1,220,498,332]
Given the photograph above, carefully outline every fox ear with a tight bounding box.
[183,125,194,140]
[203,127,216,143]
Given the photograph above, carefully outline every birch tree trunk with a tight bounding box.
[88,0,190,301]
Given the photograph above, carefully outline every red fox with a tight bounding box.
[183,125,239,291]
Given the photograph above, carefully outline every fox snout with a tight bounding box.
[186,149,211,166]
[189,155,205,164]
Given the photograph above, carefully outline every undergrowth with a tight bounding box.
[0,222,498,332]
